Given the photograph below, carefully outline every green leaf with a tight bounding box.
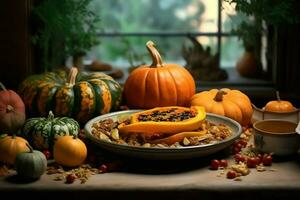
[31,0,100,71]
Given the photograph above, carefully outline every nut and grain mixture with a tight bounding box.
[91,117,233,148]
[47,163,102,184]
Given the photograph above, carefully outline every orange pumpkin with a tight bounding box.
[0,82,26,132]
[264,91,294,112]
[123,41,195,109]
[191,88,253,126]
[0,134,30,165]
[53,135,87,167]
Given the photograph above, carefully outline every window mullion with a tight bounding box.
[217,0,222,67]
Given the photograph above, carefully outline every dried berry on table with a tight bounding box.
[210,159,220,170]
[66,174,77,184]
[42,150,51,160]
[211,127,275,181]
[219,159,228,168]
[227,170,237,179]
[247,157,259,168]
[234,154,246,163]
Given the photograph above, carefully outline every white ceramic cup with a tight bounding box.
[253,120,300,156]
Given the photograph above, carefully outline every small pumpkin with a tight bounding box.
[18,67,122,124]
[22,111,79,150]
[191,88,253,126]
[118,106,206,135]
[53,135,87,167]
[264,91,294,112]
[123,41,196,109]
[0,134,30,165]
[0,82,26,132]
[15,143,47,179]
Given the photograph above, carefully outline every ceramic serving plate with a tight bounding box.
[84,110,242,160]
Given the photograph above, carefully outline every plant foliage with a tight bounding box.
[224,0,300,49]
[32,0,100,71]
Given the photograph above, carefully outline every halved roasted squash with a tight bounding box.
[118,106,206,135]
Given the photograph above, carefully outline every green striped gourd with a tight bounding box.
[22,111,79,150]
[19,67,122,124]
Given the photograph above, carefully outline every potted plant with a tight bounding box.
[225,0,299,78]
[31,0,100,72]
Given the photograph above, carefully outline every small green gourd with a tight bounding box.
[15,143,47,180]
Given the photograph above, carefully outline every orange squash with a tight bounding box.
[191,88,253,126]
[53,135,87,167]
[149,130,207,145]
[0,134,30,165]
[123,41,195,109]
[118,106,206,135]
[264,91,294,112]
[0,82,26,132]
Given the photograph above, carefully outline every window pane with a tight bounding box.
[91,0,218,33]
[199,0,219,33]
[86,36,217,69]
[220,36,244,68]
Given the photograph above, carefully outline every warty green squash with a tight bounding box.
[22,111,79,150]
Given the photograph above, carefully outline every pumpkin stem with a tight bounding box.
[26,143,33,153]
[72,134,78,139]
[276,91,281,101]
[67,67,78,86]
[214,90,226,102]
[0,82,7,91]
[146,41,163,67]
[6,105,14,112]
[48,111,55,120]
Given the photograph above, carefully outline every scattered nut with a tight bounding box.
[91,119,232,148]
[111,129,119,140]
[99,133,111,142]
[142,143,151,147]
[47,164,101,184]
[183,137,190,146]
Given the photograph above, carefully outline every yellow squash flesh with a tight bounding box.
[118,106,206,135]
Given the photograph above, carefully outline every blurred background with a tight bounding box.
[0,0,300,106]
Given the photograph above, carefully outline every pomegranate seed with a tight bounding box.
[65,174,76,184]
[42,150,51,159]
[227,170,237,179]
[210,159,220,170]
[99,164,108,173]
[219,159,228,168]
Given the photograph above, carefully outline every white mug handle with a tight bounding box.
[296,121,300,135]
